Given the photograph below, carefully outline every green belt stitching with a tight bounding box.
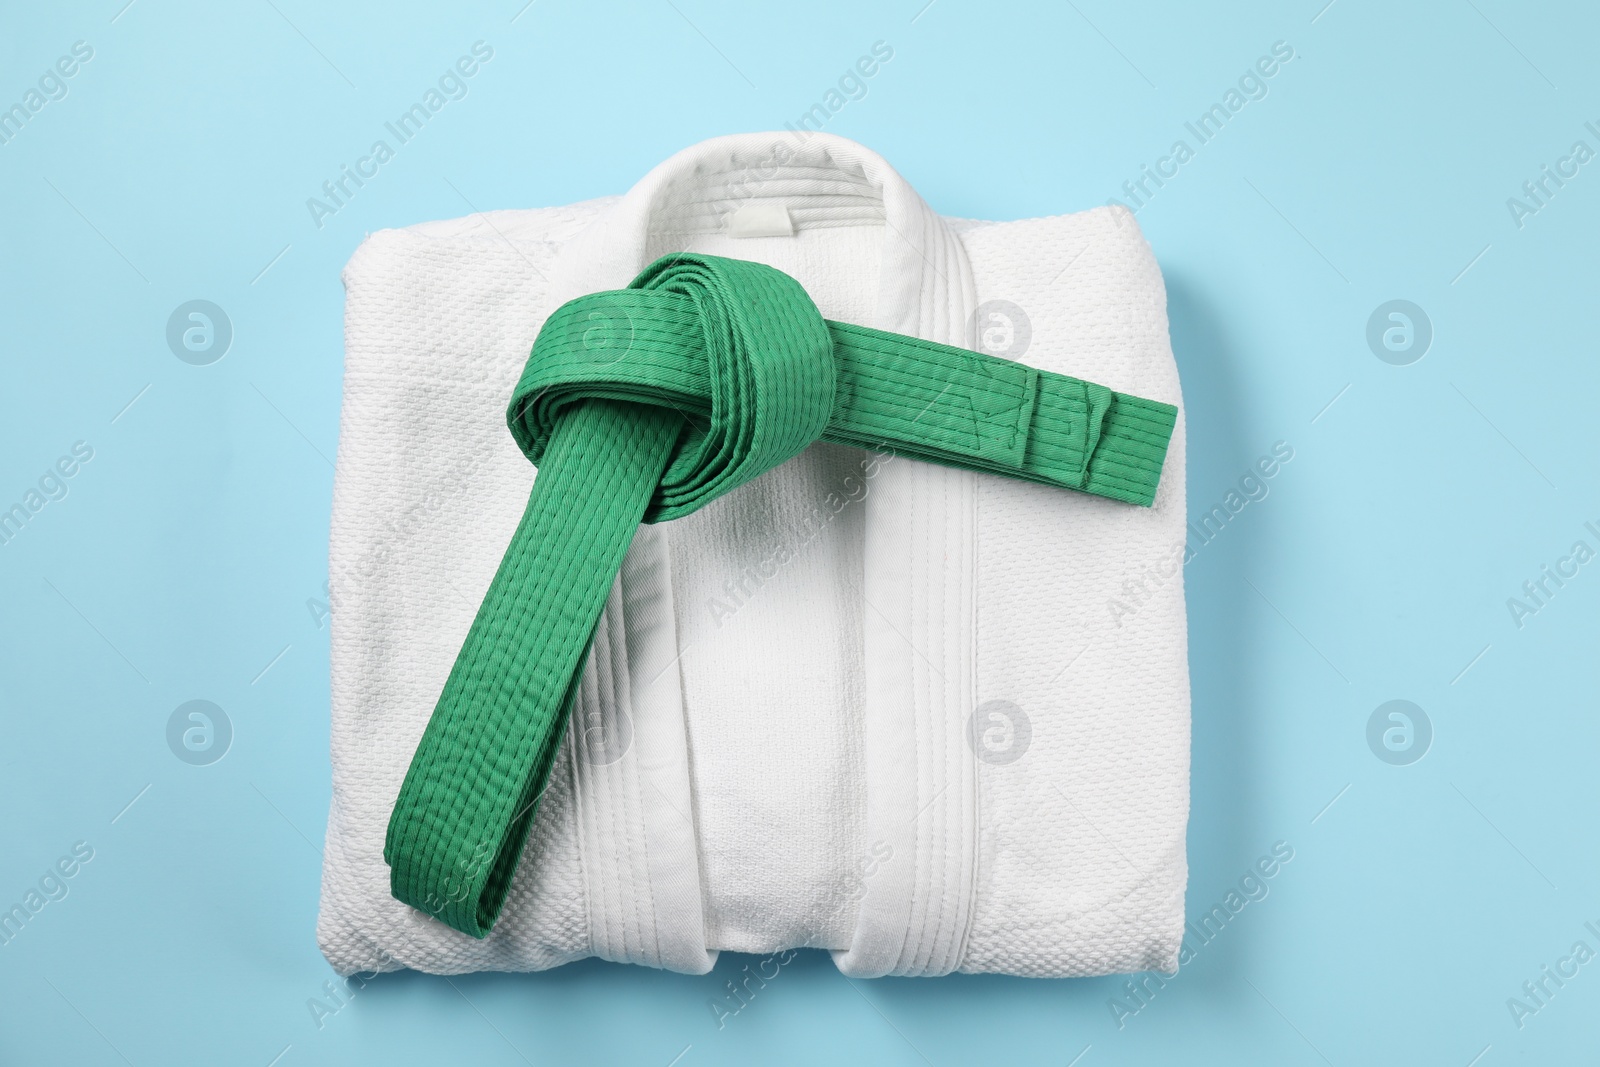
[383,252,1177,937]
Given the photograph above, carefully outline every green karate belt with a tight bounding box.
[384,252,1178,937]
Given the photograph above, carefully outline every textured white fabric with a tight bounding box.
[317,132,1189,979]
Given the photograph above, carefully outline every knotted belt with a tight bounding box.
[384,252,1178,937]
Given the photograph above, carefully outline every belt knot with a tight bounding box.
[510,253,837,523]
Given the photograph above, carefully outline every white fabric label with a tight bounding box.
[725,201,794,238]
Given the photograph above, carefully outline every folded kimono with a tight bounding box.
[317,132,1190,979]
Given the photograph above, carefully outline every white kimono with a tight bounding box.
[317,132,1190,978]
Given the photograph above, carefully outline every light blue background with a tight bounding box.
[2,0,1596,1063]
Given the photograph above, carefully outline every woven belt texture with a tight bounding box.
[383,253,1178,936]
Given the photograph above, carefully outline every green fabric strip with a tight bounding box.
[384,253,1177,937]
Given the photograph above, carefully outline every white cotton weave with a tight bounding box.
[317,132,1190,978]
